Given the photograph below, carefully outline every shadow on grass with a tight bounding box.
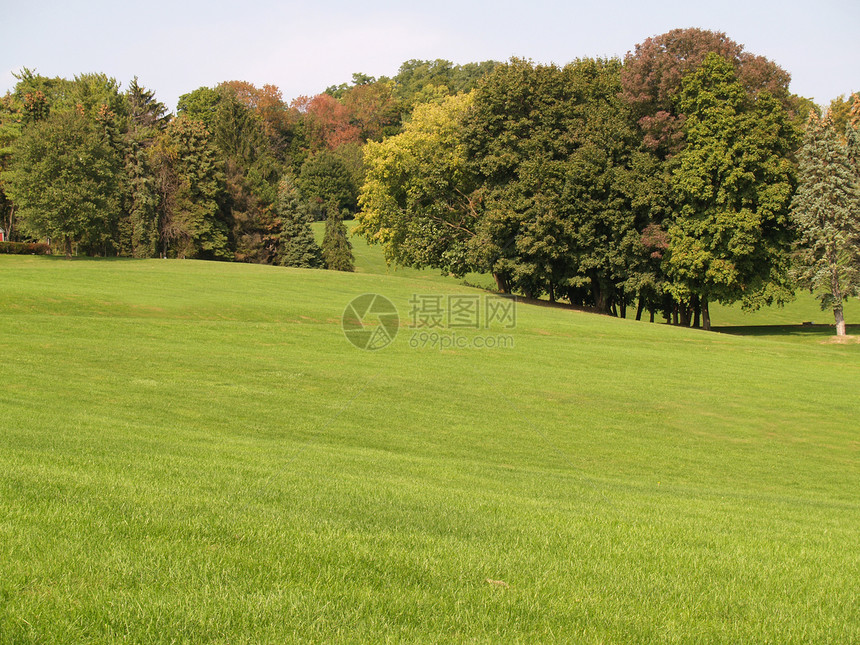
[712,323,860,339]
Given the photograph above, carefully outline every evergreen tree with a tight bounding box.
[321,202,354,271]
[122,78,167,257]
[790,111,860,336]
[276,175,323,268]
[298,150,359,214]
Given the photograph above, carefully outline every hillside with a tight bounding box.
[1,255,858,643]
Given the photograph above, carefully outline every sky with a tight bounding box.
[2,0,857,112]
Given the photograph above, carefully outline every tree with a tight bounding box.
[275,174,323,268]
[321,202,355,271]
[0,95,24,242]
[356,92,478,276]
[5,109,122,257]
[292,93,361,151]
[122,78,168,257]
[341,81,400,141]
[298,149,359,215]
[790,111,860,336]
[150,116,230,259]
[828,92,860,133]
[176,86,221,129]
[621,28,797,157]
[667,54,798,329]
[463,58,639,307]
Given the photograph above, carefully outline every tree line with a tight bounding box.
[0,59,497,270]
[357,29,860,333]
[1,28,858,333]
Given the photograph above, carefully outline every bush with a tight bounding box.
[0,241,51,255]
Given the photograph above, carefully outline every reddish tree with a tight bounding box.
[342,82,400,141]
[621,28,793,155]
[219,81,296,149]
[292,93,361,151]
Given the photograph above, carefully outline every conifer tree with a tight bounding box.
[321,201,354,271]
[790,110,860,336]
[276,175,323,268]
[123,78,167,257]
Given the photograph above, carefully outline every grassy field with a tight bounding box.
[1,252,858,643]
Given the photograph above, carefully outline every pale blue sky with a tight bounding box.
[2,0,857,111]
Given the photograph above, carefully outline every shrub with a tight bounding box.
[0,241,52,255]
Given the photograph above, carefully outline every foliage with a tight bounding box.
[667,54,798,321]
[828,92,860,133]
[790,110,860,335]
[621,27,797,157]
[391,59,499,110]
[298,149,359,215]
[275,174,323,268]
[0,240,50,254]
[463,58,640,305]
[176,86,221,129]
[122,78,168,257]
[150,116,230,260]
[292,93,361,151]
[4,109,122,256]
[321,202,354,271]
[357,92,477,275]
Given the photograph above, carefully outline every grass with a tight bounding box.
[1,253,858,643]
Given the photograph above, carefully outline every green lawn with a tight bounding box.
[1,254,858,643]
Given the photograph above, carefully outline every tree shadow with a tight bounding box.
[712,323,860,339]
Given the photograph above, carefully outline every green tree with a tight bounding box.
[463,58,639,307]
[275,174,323,268]
[5,109,122,257]
[667,54,798,329]
[176,86,221,129]
[178,83,282,262]
[151,116,230,259]
[122,78,168,257]
[790,111,860,336]
[321,202,355,271]
[298,150,359,215]
[828,92,859,133]
[0,95,24,241]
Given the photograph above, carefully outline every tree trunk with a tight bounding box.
[830,256,846,336]
[548,282,555,303]
[649,309,655,323]
[591,275,610,314]
[493,272,510,294]
[64,236,73,259]
[702,297,711,331]
[692,294,701,329]
[834,304,846,336]
[680,302,691,327]
[635,297,645,321]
